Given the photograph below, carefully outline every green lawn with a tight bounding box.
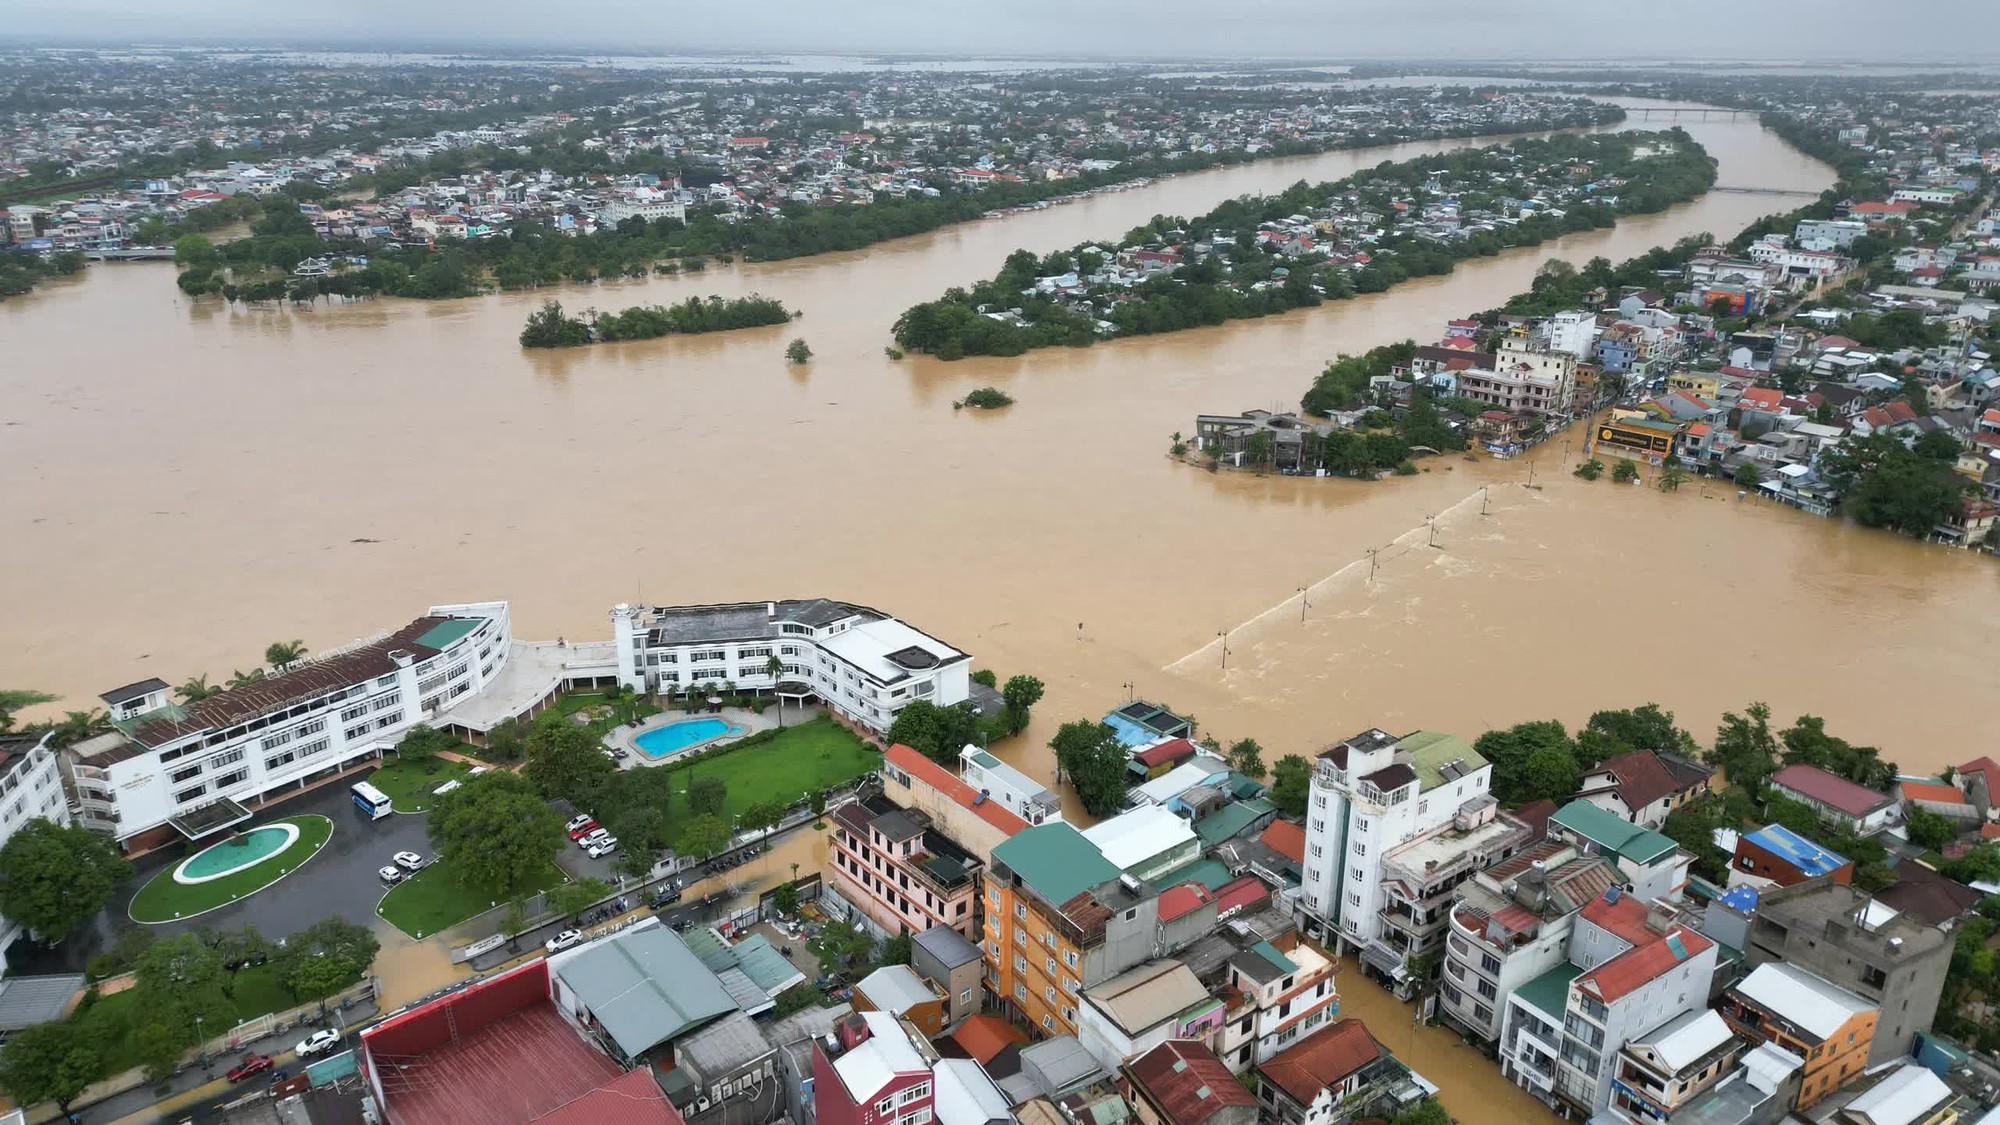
[128,816,334,924]
[666,717,879,841]
[368,757,474,813]
[80,961,346,1074]
[377,855,568,940]
[545,691,661,737]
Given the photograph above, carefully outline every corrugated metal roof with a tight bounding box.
[553,925,735,1057]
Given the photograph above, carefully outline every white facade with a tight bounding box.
[0,733,75,960]
[1214,941,1340,1072]
[1296,729,1494,966]
[611,599,971,736]
[599,192,686,225]
[1543,310,1600,359]
[1796,219,1868,250]
[958,745,1063,826]
[69,603,512,848]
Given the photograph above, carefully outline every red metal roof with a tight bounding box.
[1134,737,1198,767]
[1158,882,1215,923]
[526,1068,682,1125]
[1577,927,1712,1003]
[949,1014,1027,1065]
[1769,764,1894,817]
[1128,1040,1255,1125]
[1255,1019,1383,1105]
[1260,820,1306,865]
[1212,875,1272,917]
[884,743,1028,836]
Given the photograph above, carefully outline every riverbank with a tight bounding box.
[42,104,2000,801]
[891,129,1717,359]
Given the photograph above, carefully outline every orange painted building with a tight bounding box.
[1717,962,1877,1109]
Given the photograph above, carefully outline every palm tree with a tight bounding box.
[228,668,267,688]
[264,640,307,669]
[48,709,109,748]
[176,675,222,703]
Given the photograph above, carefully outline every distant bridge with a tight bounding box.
[1619,107,1750,121]
[85,246,175,261]
[1709,186,1822,197]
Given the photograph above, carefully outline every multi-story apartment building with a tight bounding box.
[957,745,1063,827]
[1440,839,1621,1043]
[1742,878,1949,1068]
[880,743,1029,863]
[1716,962,1876,1110]
[1295,729,1496,966]
[1545,801,1692,904]
[814,1009,1009,1125]
[1499,888,1718,1118]
[68,602,511,852]
[1371,799,1530,995]
[984,822,1160,1037]
[611,599,971,736]
[0,732,74,963]
[1212,936,1340,1072]
[828,795,985,941]
[1605,1009,1741,1124]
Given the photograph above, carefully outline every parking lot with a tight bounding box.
[115,781,438,941]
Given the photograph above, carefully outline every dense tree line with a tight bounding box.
[1819,429,1974,537]
[0,248,85,300]
[893,131,1717,360]
[520,294,794,348]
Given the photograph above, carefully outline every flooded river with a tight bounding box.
[17,98,1998,1122]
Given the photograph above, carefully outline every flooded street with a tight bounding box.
[13,98,1996,1124]
[1332,955,1552,1122]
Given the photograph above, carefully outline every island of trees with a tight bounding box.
[520,294,795,349]
[890,130,1718,360]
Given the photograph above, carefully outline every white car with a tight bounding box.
[296,1029,341,1058]
[565,814,595,833]
[378,866,405,884]
[585,838,619,859]
[579,828,612,848]
[544,928,584,954]
[393,851,424,871]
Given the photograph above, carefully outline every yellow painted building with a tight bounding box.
[1667,372,1723,400]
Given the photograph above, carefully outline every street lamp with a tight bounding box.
[195,1014,208,1069]
[1217,631,1229,670]
[1297,586,1310,622]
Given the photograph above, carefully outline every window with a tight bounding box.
[1041,1015,1054,1031]
[1481,953,1501,974]
[1349,892,1362,908]
[213,768,248,788]
[1046,958,1056,976]
[1310,844,1323,858]
[1045,986,1056,1002]
[1014,984,1026,1001]
[1063,949,1078,968]
[876,1096,896,1116]
[899,1083,930,1104]
[175,784,208,804]
[170,763,204,784]
[1014,956,1026,972]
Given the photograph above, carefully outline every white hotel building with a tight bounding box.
[0,732,75,962]
[611,599,971,736]
[67,602,512,853]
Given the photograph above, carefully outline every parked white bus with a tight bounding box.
[350,781,393,820]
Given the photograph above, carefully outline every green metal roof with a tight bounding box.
[1193,798,1274,847]
[994,823,1121,905]
[969,750,1001,768]
[1402,731,1490,792]
[1146,857,1235,894]
[414,618,481,650]
[1251,940,1298,976]
[1551,800,1678,864]
[1516,963,1582,1020]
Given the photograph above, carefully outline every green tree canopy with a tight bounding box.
[0,1019,104,1115]
[884,699,983,764]
[1269,755,1312,818]
[1050,719,1129,816]
[679,814,734,861]
[1001,675,1045,734]
[1225,738,1268,780]
[395,723,457,762]
[0,820,130,944]
[425,771,564,903]
[1707,702,1779,793]
[277,917,380,1002]
[522,718,617,805]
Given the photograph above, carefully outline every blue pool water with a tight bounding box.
[634,717,736,758]
[180,826,292,878]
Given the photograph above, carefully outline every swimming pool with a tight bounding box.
[633,717,740,758]
[174,823,301,884]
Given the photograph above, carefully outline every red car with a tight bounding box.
[568,821,600,841]
[226,1054,275,1082]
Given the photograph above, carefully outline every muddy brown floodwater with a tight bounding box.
[12,95,1995,1122]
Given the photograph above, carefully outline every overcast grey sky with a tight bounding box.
[2,0,1986,62]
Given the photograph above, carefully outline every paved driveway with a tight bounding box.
[113,781,436,940]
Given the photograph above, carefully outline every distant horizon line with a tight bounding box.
[0,38,1992,68]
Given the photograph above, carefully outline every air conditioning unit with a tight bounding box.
[695,1098,712,1113]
